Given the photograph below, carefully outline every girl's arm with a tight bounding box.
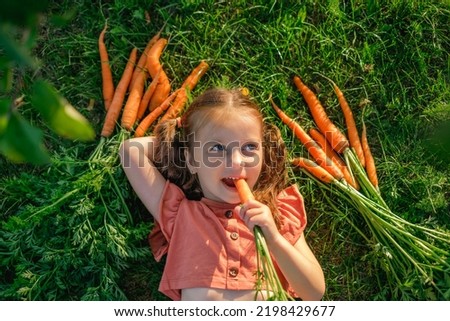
[266,231,325,301]
[119,136,166,222]
[237,200,325,300]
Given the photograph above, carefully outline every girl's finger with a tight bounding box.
[235,205,246,221]
[239,205,246,220]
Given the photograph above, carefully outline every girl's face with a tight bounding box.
[187,113,263,204]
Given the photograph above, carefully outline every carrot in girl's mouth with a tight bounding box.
[234,178,255,203]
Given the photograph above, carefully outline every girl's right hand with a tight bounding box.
[235,199,281,244]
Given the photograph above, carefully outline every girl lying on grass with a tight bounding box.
[119,88,325,301]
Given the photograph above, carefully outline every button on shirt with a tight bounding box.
[148,181,307,301]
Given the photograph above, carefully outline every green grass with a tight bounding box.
[1,0,449,300]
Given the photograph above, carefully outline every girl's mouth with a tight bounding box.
[221,177,239,188]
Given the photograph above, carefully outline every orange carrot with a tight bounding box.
[98,22,114,111]
[330,80,366,167]
[180,60,210,89]
[309,128,358,189]
[136,66,162,121]
[270,96,344,180]
[160,60,209,122]
[159,88,187,123]
[133,89,180,137]
[146,38,167,76]
[149,72,171,111]
[121,61,148,130]
[234,178,255,203]
[129,31,161,90]
[309,128,344,166]
[292,157,336,184]
[293,76,349,153]
[147,38,171,111]
[101,47,137,138]
[361,122,379,189]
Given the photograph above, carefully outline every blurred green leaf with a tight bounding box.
[0,28,38,69]
[0,65,13,93]
[31,81,95,141]
[0,0,49,26]
[0,98,10,135]
[0,111,50,165]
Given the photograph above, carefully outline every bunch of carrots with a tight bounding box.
[86,23,209,226]
[270,75,450,299]
[90,23,209,221]
[98,22,209,142]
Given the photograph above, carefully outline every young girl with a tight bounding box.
[119,88,325,301]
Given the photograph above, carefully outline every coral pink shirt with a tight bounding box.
[148,181,307,300]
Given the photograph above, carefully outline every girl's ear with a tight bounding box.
[184,148,197,174]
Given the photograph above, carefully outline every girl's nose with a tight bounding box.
[229,148,245,169]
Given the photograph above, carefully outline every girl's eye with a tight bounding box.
[209,143,224,152]
[242,143,259,154]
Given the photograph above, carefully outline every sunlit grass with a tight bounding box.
[1,0,449,300]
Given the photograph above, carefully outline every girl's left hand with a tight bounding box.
[234,199,280,242]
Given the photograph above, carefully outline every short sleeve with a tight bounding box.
[275,184,308,299]
[276,184,307,245]
[147,181,186,262]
